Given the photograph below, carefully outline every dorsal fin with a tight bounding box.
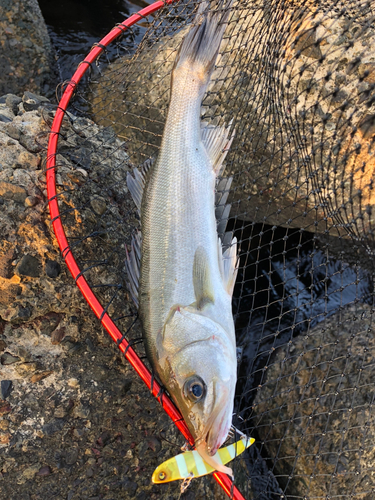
[125,232,142,308]
[201,120,235,177]
[126,158,154,215]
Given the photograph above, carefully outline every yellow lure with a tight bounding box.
[152,436,255,483]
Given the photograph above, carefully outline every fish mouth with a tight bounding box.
[194,408,233,477]
[196,392,232,457]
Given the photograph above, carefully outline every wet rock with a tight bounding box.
[0,380,13,399]
[1,352,20,365]
[15,254,41,277]
[45,259,61,278]
[0,182,27,203]
[254,305,375,498]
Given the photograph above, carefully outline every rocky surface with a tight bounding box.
[0,92,226,500]
[90,0,375,246]
[253,303,375,499]
[0,0,57,97]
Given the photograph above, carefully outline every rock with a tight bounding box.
[36,313,62,336]
[15,255,41,277]
[0,182,27,203]
[42,419,66,436]
[4,94,22,114]
[36,465,51,477]
[0,339,7,351]
[90,197,107,216]
[67,378,80,389]
[73,403,90,419]
[24,196,36,207]
[358,113,375,139]
[122,478,138,497]
[0,240,16,278]
[17,464,41,484]
[30,371,52,383]
[65,448,79,465]
[0,432,11,445]
[0,0,56,96]
[22,91,49,111]
[254,305,375,498]
[45,259,61,278]
[0,352,20,365]
[1,304,32,323]
[147,436,161,453]
[51,327,66,344]
[0,380,13,399]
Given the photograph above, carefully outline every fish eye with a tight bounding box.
[184,376,206,402]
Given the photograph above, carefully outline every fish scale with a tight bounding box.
[126,0,238,476]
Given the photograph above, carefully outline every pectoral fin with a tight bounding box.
[193,246,215,309]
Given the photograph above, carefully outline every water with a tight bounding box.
[38,0,153,85]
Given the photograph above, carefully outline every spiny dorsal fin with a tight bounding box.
[193,246,215,309]
[126,158,154,215]
[125,232,142,308]
[201,120,235,177]
[221,237,238,297]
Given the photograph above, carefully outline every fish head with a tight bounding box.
[160,306,237,457]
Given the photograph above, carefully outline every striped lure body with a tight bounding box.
[152,436,255,483]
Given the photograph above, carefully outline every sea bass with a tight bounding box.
[126,1,237,476]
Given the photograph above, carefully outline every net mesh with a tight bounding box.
[49,0,375,498]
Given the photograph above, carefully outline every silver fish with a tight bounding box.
[126,0,237,476]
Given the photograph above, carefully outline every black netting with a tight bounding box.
[50,0,375,498]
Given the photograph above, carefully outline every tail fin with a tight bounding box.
[173,0,233,86]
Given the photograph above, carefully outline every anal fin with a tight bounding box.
[126,158,153,215]
[220,237,238,297]
[125,232,142,308]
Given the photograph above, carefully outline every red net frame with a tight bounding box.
[46,1,243,498]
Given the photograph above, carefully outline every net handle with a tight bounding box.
[46,2,244,498]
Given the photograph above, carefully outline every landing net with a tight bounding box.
[47,1,375,498]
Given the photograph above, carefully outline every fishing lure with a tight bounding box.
[152,435,255,484]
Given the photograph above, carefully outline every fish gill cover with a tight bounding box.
[47,0,375,498]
